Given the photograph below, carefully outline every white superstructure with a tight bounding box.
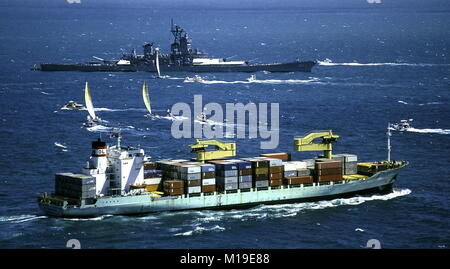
[192,58,246,66]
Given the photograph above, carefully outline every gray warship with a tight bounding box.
[38,130,408,218]
[35,21,316,73]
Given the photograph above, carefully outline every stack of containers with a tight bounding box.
[314,159,343,183]
[214,161,239,192]
[282,161,313,185]
[178,164,202,194]
[243,158,269,188]
[200,163,216,193]
[163,179,184,196]
[143,161,163,192]
[264,157,284,187]
[55,173,96,199]
[339,154,358,175]
[234,160,253,189]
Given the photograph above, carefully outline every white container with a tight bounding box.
[202,178,216,186]
[187,186,201,194]
[178,165,201,174]
[143,177,162,185]
[264,158,283,167]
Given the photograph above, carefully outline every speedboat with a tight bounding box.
[390,119,413,131]
[246,74,256,82]
[63,100,85,110]
[184,75,204,83]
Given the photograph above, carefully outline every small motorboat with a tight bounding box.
[390,119,413,131]
[246,74,256,82]
[184,75,204,83]
[63,100,85,110]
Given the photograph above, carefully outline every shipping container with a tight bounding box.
[143,161,157,170]
[269,179,283,187]
[218,182,238,191]
[269,166,283,173]
[238,168,252,176]
[144,184,160,192]
[269,172,283,180]
[202,185,216,193]
[217,176,238,184]
[315,160,342,170]
[253,174,269,181]
[187,186,201,194]
[186,179,202,187]
[163,180,184,189]
[301,159,315,167]
[283,161,307,171]
[143,177,162,185]
[284,176,313,185]
[200,164,215,172]
[260,152,291,161]
[316,174,343,182]
[214,162,238,171]
[165,188,184,196]
[179,172,201,181]
[233,160,252,170]
[254,167,269,175]
[296,168,311,177]
[315,167,342,176]
[255,180,269,188]
[216,169,238,177]
[201,171,215,179]
[238,175,253,183]
[202,178,216,186]
[283,170,297,178]
[178,165,201,174]
[239,182,253,189]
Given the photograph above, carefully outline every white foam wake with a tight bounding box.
[0,215,48,223]
[406,128,450,135]
[54,142,67,149]
[185,78,319,85]
[174,225,226,237]
[318,59,446,67]
[192,188,412,224]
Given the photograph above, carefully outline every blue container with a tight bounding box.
[215,162,238,171]
[200,164,215,172]
[235,160,252,170]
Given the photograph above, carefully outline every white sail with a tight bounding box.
[142,80,152,115]
[155,49,161,78]
[84,81,96,120]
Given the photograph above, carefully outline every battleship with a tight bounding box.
[34,21,316,73]
[38,130,408,218]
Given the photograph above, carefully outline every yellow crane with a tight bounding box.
[189,139,236,162]
[293,130,339,159]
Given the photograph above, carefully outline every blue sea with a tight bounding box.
[0,1,449,249]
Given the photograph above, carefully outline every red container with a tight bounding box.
[284,176,313,185]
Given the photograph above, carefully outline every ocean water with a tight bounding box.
[0,2,449,249]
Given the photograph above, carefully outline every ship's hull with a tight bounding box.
[38,167,402,218]
[38,61,316,73]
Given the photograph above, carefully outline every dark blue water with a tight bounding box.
[0,2,449,248]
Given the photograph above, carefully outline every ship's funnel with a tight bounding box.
[92,138,106,157]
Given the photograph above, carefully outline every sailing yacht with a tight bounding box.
[83,82,101,127]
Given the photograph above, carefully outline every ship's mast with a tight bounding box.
[387,123,392,162]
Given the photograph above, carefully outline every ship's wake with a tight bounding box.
[185,77,320,85]
[318,58,448,67]
[405,128,450,135]
[0,214,48,224]
[167,188,411,236]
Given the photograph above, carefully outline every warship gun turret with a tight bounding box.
[35,21,316,73]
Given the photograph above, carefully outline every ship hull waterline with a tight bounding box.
[38,167,404,218]
[38,61,316,73]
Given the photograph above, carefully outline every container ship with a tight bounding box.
[38,130,408,217]
[34,21,316,73]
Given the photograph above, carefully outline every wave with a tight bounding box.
[86,125,114,132]
[63,214,113,221]
[54,142,67,149]
[189,188,411,224]
[174,225,226,237]
[185,77,320,85]
[406,128,450,135]
[0,215,48,223]
[398,101,408,105]
[95,107,146,112]
[318,58,448,67]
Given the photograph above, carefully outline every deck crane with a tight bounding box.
[293,130,339,159]
[189,139,236,162]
